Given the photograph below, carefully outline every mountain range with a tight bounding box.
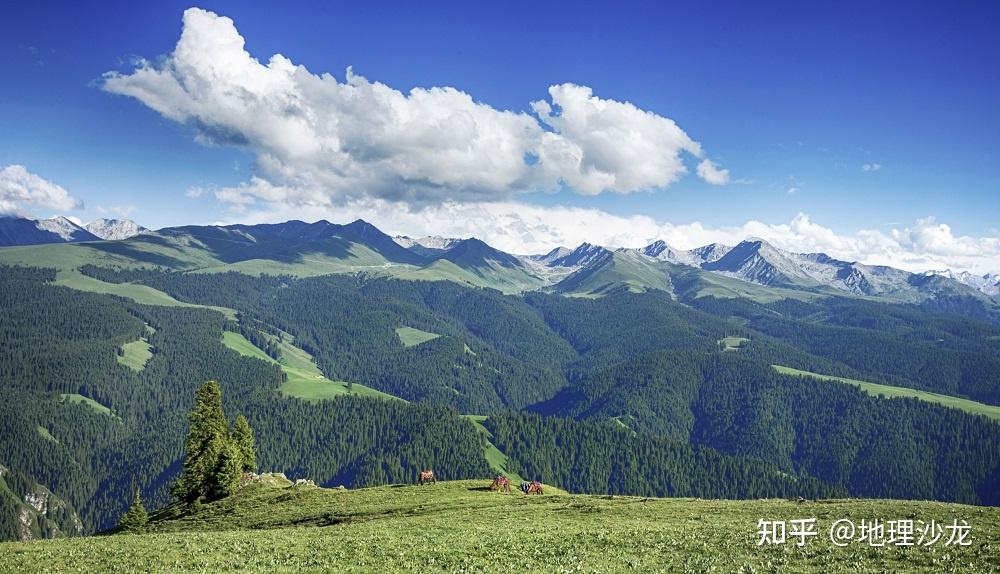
[927,269,1000,297]
[1,217,997,309]
[0,216,147,246]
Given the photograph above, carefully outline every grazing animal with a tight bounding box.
[489,475,511,493]
[418,470,436,485]
[525,480,543,495]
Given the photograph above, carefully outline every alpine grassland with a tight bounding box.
[1,479,997,573]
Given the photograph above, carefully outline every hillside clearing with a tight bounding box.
[395,326,441,347]
[2,480,996,573]
[773,365,1000,421]
[463,415,525,483]
[221,331,398,402]
[35,426,58,444]
[117,338,153,371]
[52,270,237,320]
[718,336,750,351]
[60,393,113,416]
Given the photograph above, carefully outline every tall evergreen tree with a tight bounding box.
[207,440,243,501]
[171,380,230,503]
[118,490,148,532]
[231,415,257,473]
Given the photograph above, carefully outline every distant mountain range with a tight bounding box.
[0,216,148,246]
[926,269,1000,297]
[397,233,1000,301]
[0,216,997,308]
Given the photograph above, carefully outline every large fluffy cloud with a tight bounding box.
[0,165,81,215]
[891,217,1000,260]
[102,8,726,207]
[531,84,703,194]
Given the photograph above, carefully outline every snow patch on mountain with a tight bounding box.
[36,216,98,241]
[84,218,148,240]
[394,235,463,251]
[927,269,1000,297]
[526,246,572,265]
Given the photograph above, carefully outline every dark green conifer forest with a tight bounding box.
[2,264,999,539]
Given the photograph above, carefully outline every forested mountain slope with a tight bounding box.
[2,220,1000,541]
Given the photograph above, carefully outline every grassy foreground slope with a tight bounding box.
[2,479,997,573]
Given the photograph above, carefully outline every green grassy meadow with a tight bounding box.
[773,365,1000,421]
[2,479,996,573]
[35,426,59,444]
[52,270,237,320]
[667,264,825,303]
[718,336,750,351]
[220,331,397,402]
[0,243,146,272]
[117,339,153,371]
[60,393,114,416]
[554,253,673,297]
[396,259,545,294]
[190,244,414,278]
[395,326,441,347]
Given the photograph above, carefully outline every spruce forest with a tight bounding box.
[2,246,999,540]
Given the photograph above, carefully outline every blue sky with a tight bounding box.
[1,1,999,269]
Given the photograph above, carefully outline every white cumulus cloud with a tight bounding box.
[891,217,1000,259]
[102,7,726,207]
[696,159,730,185]
[862,162,882,172]
[0,165,81,215]
[532,84,706,193]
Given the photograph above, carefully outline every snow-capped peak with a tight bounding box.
[544,242,611,268]
[393,235,463,251]
[84,218,148,240]
[37,216,93,241]
[927,269,1000,297]
[527,246,572,265]
[640,239,703,265]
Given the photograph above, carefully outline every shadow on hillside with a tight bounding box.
[465,486,496,492]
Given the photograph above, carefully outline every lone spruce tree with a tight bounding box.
[171,380,231,504]
[119,489,148,532]
[231,414,257,473]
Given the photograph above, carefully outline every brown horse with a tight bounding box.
[525,480,543,495]
[418,470,436,485]
[489,475,511,493]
